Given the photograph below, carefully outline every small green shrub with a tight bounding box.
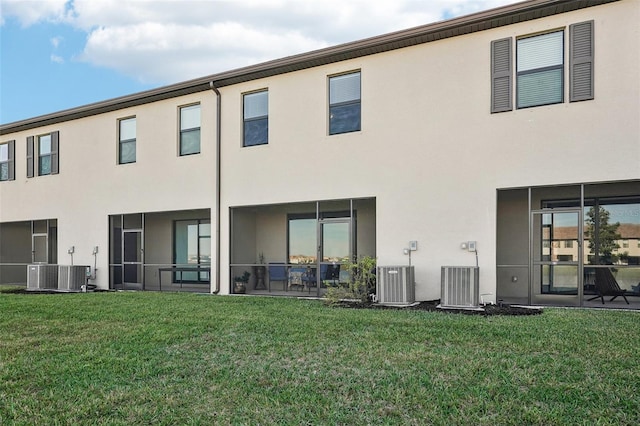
[325,256,376,305]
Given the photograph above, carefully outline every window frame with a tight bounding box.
[516,29,565,109]
[38,134,53,176]
[173,219,211,283]
[242,89,269,147]
[490,20,593,113]
[179,103,201,156]
[27,131,58,177]
[328,70,361,135]
[118,116,136,165]
[0,140,15,181]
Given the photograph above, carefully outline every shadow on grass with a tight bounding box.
[333,300,543,316]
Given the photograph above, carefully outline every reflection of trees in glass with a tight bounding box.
[585,206,621,264]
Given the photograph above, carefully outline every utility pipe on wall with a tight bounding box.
[210,81,222,294]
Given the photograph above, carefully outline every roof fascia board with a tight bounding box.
[1,0,618,135]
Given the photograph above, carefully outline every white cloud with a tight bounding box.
[50,53,64,63]
[1,0,521,84]
[80,20,328,83]
[0,0,69,27]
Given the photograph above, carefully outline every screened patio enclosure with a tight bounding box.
[0,219,57,285]
[230,198,376,296]
[109,209,211,292]
[497,180,640,308]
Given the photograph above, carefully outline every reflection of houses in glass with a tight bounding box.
[289,254,350,264]
[614,224,640,265]
[547,224,640,264]
[1,0,638,307]
[323,256,350,263]
[289,255,317,264]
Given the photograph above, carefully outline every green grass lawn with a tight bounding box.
[1,289,639,425]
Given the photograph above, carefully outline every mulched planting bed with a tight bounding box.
[334,300,543,316]
[1,288,107,295]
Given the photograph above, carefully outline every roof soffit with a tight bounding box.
[0,0,619,135]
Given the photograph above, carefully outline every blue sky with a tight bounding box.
[0,0,519,125]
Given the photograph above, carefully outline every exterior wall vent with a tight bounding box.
[441,266,479,308]
[27,264,58,290]
[58,265,89,291]
[377,266,415,304]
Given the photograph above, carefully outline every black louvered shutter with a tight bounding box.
[8,140,15,180]
[491,38,513,113]
[570,21,594,102]
[26,136,34,178]
[50,131,59,174]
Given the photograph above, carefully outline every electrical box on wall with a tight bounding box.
[467,241,477,252]
[409,241,418,251]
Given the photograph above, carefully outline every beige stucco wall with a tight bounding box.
[218,0,640,300]
[0,93,217,288]
[1,1,637,299]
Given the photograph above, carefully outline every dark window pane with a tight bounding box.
[124,232,142,262]
[517,68,563,108]
[244,118,268,146]
[329,102,361,135]
[39,155,51,175]
[0,163,8,181]
[124,264,140,283]
[111,265,123,287]
[120,140,136,164]
[180,129,201,155]
[111,226,122,263]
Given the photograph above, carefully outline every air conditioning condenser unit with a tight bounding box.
[27,264,58,290]
[441,266,479,308]
[58,265,89,291]
[377,266,415,304]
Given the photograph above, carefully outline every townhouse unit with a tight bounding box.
[1,0,638,308]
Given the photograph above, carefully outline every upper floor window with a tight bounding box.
[0,140,15,181]
[329,71,361,135]
[38,134,53,175]
[180,104,201,155]
[118,117,136,164]
[491,21,594,113]
[517,31,564,109]
[27,132,58,178]
[243,90,268,147]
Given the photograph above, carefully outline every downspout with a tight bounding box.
[210,81,222,294]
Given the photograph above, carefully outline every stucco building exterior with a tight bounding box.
[1,0,638,307]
